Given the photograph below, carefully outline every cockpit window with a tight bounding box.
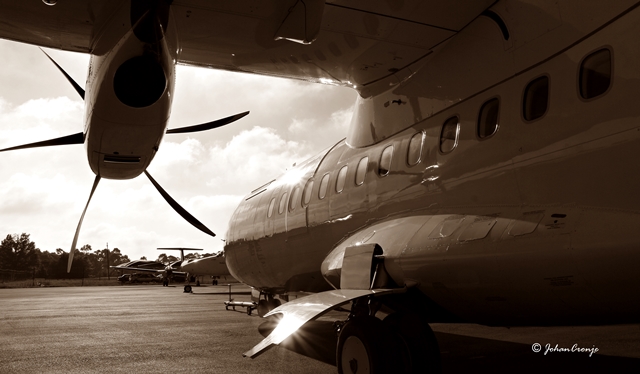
[336,166,348,193]
[319,174,330,199]
[379,146,393,176]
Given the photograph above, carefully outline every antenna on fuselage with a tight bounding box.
[157,248,202,261]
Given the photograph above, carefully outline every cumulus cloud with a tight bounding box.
[0,39,358,260]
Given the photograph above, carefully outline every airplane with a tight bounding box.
[110,248,235,288]
[2,1,640,373]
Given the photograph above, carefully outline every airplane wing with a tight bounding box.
[110,265,186,276]
[244,288,404,358]
[0,0,493,91]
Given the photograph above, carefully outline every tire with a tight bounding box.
[336,316,403,374]
[184,285,192,293]
[383,312,442,374]
[257,300,269,317]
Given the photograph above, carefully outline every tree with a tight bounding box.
[156,253,178,265]
[0,233,39,270]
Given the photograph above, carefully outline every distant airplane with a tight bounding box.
[111,248,235,288]
[3,1,640,374]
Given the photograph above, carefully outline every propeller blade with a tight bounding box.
[144,170,216,237]
[166,111,249,134]
[68,175,101,273]
[40,48,85,100]
[0,132,84,153]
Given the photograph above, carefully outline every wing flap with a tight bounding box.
[244,288,402,358]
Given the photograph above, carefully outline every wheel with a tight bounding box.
[336,316,402,374]
[257,300,269,317]
[383,312,441,374]
[266,298,281,311]
[184,285,192,293]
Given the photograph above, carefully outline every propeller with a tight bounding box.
[145,170,216,237]
[2,49,245,272]
[166,111,249,134]
[40,48,85,100]
[68,175,101,272]
[0,132,84,152]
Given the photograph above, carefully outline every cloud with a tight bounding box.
[0,39,359,261]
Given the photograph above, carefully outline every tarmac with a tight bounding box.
[0,284,639,373]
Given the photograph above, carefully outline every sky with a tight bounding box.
[0,38,358,261]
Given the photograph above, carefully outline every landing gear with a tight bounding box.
[336,299,441,374]
[336,316,400,374]
[257,296,282,317]
[184,285,192,293]
[383,312,441,374]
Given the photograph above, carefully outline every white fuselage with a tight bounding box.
[225,1,640,326]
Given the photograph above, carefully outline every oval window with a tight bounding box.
[407,132,424,165]
[278,192,288,214]
[318,174,330,199]
[439,116,459,153]
[302,179,314,206]
[267,197,276,218]
[379,146,393,176]
[336,166,348,193]
[579,49,611,99]
[289,187,300,212]
[477,98,499,139]
[523,76,549,121]
[355,157,368,185]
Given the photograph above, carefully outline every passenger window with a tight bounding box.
[407,132,424,165]
[440,116,459,153]
[302,179,314,206]
[379,146,393,176]
[523,76,549,121]
[267,197,276,218]
[336,166,348,193]
[477,98,499,138]
[318,174,330,199]
[289,187,300,212]
[580,49,611,99]
[355,157,368,185]
[278,192,288,214]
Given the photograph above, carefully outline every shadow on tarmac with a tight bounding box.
[258,319,640,373]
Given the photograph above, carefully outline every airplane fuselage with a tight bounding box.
[225,1,640,326]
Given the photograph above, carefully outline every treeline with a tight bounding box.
[0,233,131,279]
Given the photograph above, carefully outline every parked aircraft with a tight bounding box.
[110,248,234,287]
[2,1,640,373]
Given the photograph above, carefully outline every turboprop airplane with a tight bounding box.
[3,1,640,373]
